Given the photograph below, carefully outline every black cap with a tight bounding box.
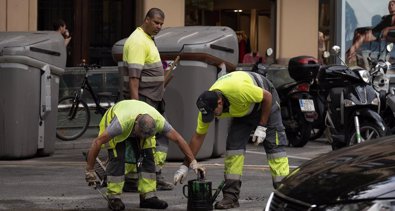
[196,91,219,123]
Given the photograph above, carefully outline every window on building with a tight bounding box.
[184,0,274,62]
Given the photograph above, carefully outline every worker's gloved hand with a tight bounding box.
[252,125,267,145]
[85,169,97,186]
[173,165,189,185]
[189,159,206,179]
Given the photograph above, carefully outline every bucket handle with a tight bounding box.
[182,184,188,198]
[211,180,225,204]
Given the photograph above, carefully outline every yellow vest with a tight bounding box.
[196,71,264,134]
[99,100,165,149]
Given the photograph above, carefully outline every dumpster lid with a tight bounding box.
[112,26,236,51]
[112,26,238,71]
[155,26,235,52]
[156,26,238,70]
[0,31,66,74]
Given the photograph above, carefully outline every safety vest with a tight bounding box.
[196,71,264,134]
[122,27,164,101]
[99,100,165,149]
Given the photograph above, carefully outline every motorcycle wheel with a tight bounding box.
[310,125,325,141]
[309,102,326,141]
[348,122,386,146]
[285,113,312,147]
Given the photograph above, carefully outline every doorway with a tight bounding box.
[185,0,274,64]
[37,0,135,67]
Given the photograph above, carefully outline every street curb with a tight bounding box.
[55,138,92,150]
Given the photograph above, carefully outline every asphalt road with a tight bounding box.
[0,128,331,211]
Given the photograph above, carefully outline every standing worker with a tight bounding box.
[85,100,205,210]
[120,8,174,191]
[173,70,290,209]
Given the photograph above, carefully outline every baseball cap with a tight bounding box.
[196,91,219,123]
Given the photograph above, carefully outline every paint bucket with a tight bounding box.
[183,179,225,211]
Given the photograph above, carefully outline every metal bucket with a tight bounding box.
[183,179,224,211]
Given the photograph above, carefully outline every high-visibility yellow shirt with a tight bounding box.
[196,71,264,134]
[122,27,164,101]
[99,100,166,149]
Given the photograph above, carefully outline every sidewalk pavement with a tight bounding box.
[55,136,93,151]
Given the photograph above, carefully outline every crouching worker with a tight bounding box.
[85,100,205,210]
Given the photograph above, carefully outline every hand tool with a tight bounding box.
[164,55,180,87]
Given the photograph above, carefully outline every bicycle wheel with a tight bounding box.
[56,96,91,141]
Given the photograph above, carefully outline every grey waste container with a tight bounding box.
[112,26,238,160]
[0,31,66,159]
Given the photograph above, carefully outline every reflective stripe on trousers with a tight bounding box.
[265,129,289,181]
[224,149,245,180]
[226,72,290,184]
[154,151,167,172]
[107,138,157,197]
[269,156,290,183]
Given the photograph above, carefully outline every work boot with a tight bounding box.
[215,197,240,209]
[122,178,138,192]
[156,171,174,191]
[107,198,125,211]
[140,196,168,209]
[214,179,241,209]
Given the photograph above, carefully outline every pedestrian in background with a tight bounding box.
[53,19,71,46]
[237,31,247,63]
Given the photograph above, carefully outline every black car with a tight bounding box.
[265,136,395,211]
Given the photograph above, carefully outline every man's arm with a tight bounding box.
[259,89,272,126]
[64,37,71,46]
[180,131,206,165]
[86,131,111,171]
[251,89,272,146]
[129,77,140,100]
[165,128,196,164]
[189,132,206,156]
[171,129,207,185]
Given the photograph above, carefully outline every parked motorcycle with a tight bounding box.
[318,46,387,150]
[250,48,273,76]
[364,41,395,134]
[276,56,320,147]
[308,76,327,141]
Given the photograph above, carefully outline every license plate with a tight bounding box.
[299,99,315,112]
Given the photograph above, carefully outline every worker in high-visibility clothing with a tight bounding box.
[85,100,205,210]
[119,7,174,191]
[174,70,290,209]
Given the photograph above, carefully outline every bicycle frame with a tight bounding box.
[57,62,118,141]
[71,66,109,116]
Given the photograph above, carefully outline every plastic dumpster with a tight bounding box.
[112,26,238,160]
[0,31,66,159]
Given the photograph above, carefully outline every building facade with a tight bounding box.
[0,0,324,67]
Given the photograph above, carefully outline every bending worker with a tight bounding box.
[85,100,205,210]
[174,70,289,209]
[120,7,174,191]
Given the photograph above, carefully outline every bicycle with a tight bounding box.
[56,60,119,141]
